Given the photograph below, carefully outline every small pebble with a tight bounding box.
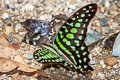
[100,60,106,68]
[24,59,32,64]
[112,33,120,57]
[19,32,26,35]
[96,13,105,18]
[119,70,120,75]
[101,27,110,33]
[68,5,76,9]
[112,64,118,70]
[2,13,9,19]
[100,18,108,27]
[0,74,9,80]
[24,4,34,11]
[15,23,23,33]
[109,0,115,2]
[105,0,110,8]
[85,29,103,45]
[97,72,105,79]
[106,66,111,69]
[23,53,33,60]
[90,60,97,65]
[5,26,14,34]
[105,57,118,66]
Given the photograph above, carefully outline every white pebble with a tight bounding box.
[23,53,33,60]
[112,33,120,57]
[2,13,9,19]
[68,5,76,9]
[97,72,105,79]
[119,70,120,75]
[15,23,23,33]
[90,60,97,65]
[100,60,106,68]
[113,64,118,69]
[105,0,110,8]
[25,4,34,11]
[19,32,26,35]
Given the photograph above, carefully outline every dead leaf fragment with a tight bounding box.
[0,57,18,72]
[105,57,118,67]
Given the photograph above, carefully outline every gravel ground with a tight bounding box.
[0,0,120,80]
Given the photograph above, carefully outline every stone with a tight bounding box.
[2,13,9,19]
[97,72,105,79]
[85,29,104,46]
[100,18,108,27]
[100,60,106,68]
[112,33,120,57]
[105,57,118,67]
[23,53,33,60]
[15,23,23,33]
[24,4,34,11]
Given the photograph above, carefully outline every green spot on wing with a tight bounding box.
[72,17,76,20]
[81,46,85,50]
[78,36,82,40]
[83,8,86,10]
[62,26,66,28]
[69,23,73,26]
[60,35,64,38]
[85,19,88,22]
[74,40,79,44]
[88,14,91,16]
[83,52,87,56]
[70,46,76,51]
[70,28,77,33]
[74,40,79,46]
[81,30,84,34]
[65,28,68,32]
[78,19,83,22]
[66,41,71,46]
[83,24,86,28]
[84,58,87,62]
[77,55,80,58]
[59,31,63,34]
[63,38,67,42]
[86,10,89,13]
[79,60,82,63]
[89,6,92,8]
[75,23,80,27]
[66,33,74,39]
[84,65,87,69]
[81,14,85,17]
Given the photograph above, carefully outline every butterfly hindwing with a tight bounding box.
[34,49,64,63]
[33,49,76,70]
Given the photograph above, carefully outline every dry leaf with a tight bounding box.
[0,57,36,72]
[0,57,18,72]
[0,57,48,77]
[0,34,25,64]
[0,34,48,78]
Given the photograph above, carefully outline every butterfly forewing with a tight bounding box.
[33,3,97,73]
[53,4,97,71]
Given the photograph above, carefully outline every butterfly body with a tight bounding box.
[33,3,97,74]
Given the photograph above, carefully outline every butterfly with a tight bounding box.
[33,3,97,74]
